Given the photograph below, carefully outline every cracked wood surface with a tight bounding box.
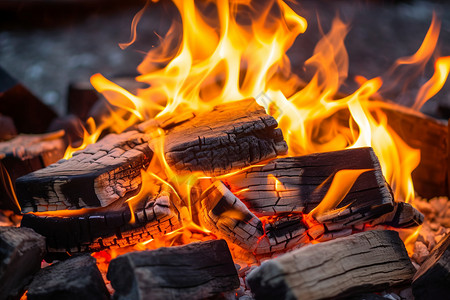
[222,147,394,225]
[0,227,46,300]
[16,130,153,212]
[247,230,416,300]
[20,192,180,253]
[151,98,288,175]
[0,131,65,212]
[107,239,239,300]
[198,181,308,254]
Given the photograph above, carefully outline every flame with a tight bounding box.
[309,169,372,219]
[118,0,150,50]
[413,56,450,111]
[78,0,450,261]
[63,117,104,159]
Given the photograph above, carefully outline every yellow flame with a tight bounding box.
[309,168,372,219]
[63,117,104,159]
[89,0,450,207]
[413,56,450,110]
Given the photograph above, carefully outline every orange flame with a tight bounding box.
[90,1,450,206]
[309,169,372,219]
[63,117,104,159]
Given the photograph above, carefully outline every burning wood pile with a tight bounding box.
[1,0,450,299]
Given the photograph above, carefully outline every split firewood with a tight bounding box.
[0,226,46,300]
[371,201,424,228]
[27,255,110,300]
[375,102,448,199]
[247,230,416,300]
[107,239,240,300]
[198,181,309,254]
[16,130,153,212]
[222,147,394,220]
[0,131,65,212]
[139,98,288,175]
[20,191,180,253]
[0,66,57,134]
[412,233,450,300]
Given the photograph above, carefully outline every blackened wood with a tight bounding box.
[0,131,65,212]
[142,98,288,175]
[198,181,308,254]
[0,67,57,134]
[0,226,46,300]
[371,201,424,228]
[21,192,180,253]
[16,130,153,212]
[107,239,240,300]
[27,255,110,300]
[47,115,85,146]
[0,114,16,141]
[247,230,416,300]
[222,147,394,221]
[412,233,450,300]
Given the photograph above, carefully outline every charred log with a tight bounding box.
[0,226,46,300]
[138,98,288,175]
[16,130,153,212]
[371,201,424,228]
[247,230,416,300]
[412,233,450,300]
[27,255,110,300]
[198,181,310,254]
[107,239,239,300]
[21,192,180,253]
[0,131,65,212]
[222,147,394,221]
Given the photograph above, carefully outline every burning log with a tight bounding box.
[0,226,46,300]
[377,102,449,199]
[107,239,240,300]
[246,230,416,300]
[16,130,153,212]
[27,255,110,300]
[0,131,65,212]
[0,67,57,134]
[371,201,424,228]
[139,98,288,175]
[412,233,450,300]
[21,192,180,253]
[198,181,308,254]
[222,147,394,220]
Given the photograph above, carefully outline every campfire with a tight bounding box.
[1,0,450,299]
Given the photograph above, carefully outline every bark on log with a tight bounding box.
[412,233,450,300]
[27,255,110,300]
[139,98,288,175]
[247,230,416,300]
[16,130,153,212]
[198,181,308,254]
[0,66,57,134]
[20,192,180,253]
[0,131,65,212]
[222,147,394,221]
[0,226,46,300]
[107,239,240,300]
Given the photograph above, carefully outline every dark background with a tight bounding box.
[0,0,449,118]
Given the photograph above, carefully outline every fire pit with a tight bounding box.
[1,0,450,299]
